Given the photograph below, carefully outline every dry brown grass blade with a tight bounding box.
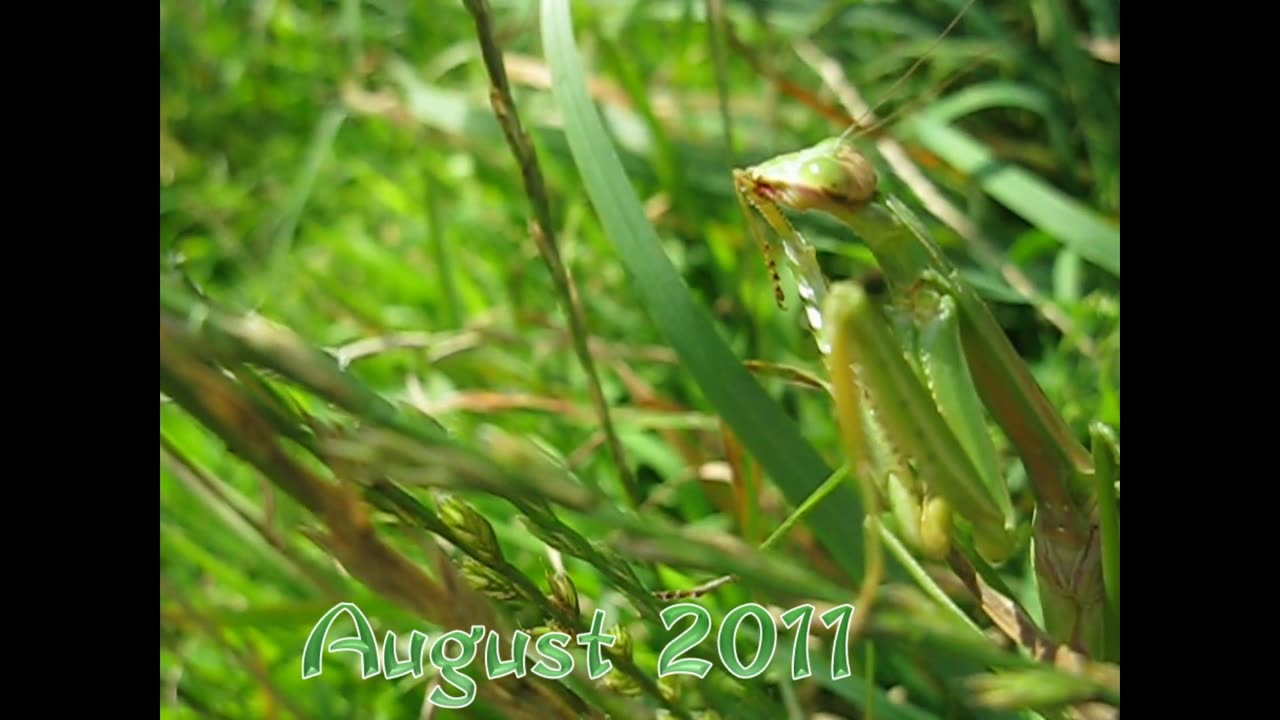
[946,552,1119,720]
[162,318,451,616]
[160,436,344,598]
[720,419,751,536]
[160,313,587,719]
[742,359,832,393]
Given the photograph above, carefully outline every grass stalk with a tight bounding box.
[460,0,642,509]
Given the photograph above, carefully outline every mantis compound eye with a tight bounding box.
[821,145,878,206]
[798,157,848,194]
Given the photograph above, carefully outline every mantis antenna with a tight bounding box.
[837,0,978,143]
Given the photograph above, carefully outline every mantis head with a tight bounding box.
[732,137,880,312]
[738,137,879,220]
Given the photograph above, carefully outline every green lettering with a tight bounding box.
[382,630,428,679]
[485,629,530,680]
[302,602,380,679]
[779,604,816,680]
[531,631,574,679]
[575,608,616,680]
[656,603,712,678]
[717,603,777,679]
[428,625,485,709]
[820,604,855,680]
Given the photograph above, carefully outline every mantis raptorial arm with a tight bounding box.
[734,166,834,354]
[916,294,1007,495]
[736,151,966,560]
[843,196,1094,524]
[733,139,1016,565]
[734,135,1113,658]
[821,269,1009,554]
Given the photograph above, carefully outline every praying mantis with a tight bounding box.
[730,92,1118,661]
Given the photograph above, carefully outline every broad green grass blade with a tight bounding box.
[900,114,1119,277]
[923,82,1056,122]
[540,0,866,579]
[920,81,1075,173]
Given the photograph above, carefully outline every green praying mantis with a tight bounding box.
[731,128,1118,661]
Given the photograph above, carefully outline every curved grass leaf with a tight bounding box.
[923,82,1053,119]
[900,114,1119,277]
[919,81,1076,174]
[540,0,866,580]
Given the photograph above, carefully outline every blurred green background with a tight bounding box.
[160,0,1118,717]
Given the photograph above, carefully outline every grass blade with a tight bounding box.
[461,0,641,508]
[1091,422,1120,663]
[900,114,1119,277]
[540,0,867,580]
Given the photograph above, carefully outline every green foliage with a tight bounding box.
[161,0,1119,718]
